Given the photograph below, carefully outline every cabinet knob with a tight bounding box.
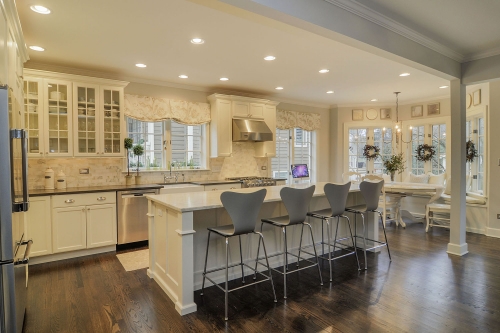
[82,208,85,212]
[39,152,43,155]
[87,208,90,211]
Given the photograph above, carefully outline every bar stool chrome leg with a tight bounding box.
[305,222,323,286]
[326,219,332,282]
[378,212,392,261]
[344,216,361,270]
[297,224,304,267]
[360,214,368,270]
[239,235,245,283]
[282,227,287,299]
[255,231,277,303]
[225,237,229,321]
[253,222,263,280]
[201,231,211,296]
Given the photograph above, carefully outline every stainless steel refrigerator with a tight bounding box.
[0,85,31,333]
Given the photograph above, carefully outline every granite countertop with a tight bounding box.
[191,180,242,186]
[29,184,163,197]
[146,182,361,213]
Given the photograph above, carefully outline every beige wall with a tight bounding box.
[486,81,500,234]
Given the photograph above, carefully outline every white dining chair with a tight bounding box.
[362,175,405,227]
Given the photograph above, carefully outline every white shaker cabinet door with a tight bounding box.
[52,206,87,253]
[25,196,52,257]
[86,203,117,248]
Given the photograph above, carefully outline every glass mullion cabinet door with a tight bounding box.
[73,83,99,156]
[23,78,45,157]
[44,80,73,156]
[100,86,123,156]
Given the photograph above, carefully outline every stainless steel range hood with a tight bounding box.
[232,119,273,142]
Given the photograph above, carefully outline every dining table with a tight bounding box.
[383,181,445,228]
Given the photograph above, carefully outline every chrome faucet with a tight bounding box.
[163,173,173,183]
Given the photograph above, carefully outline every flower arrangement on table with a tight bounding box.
[415,144,436,162]
[362,144,380,160]
[383,153,406,181]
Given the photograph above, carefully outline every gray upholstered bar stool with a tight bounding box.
[306,182,360,282]
[255,185,323,299]
[345,180,391,270]
[201,189,277,321]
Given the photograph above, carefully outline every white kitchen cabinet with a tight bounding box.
[24,69,128,158]
[52,206,87,253]
[87,204,117,248]
[204,183,241,191]
[25,196,52,257]
[208,94,278,158]
[51,192,117,254]
[255,104,278,157]
[44,79,73,157]
[208,96,232,157]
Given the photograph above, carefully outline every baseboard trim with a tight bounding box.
[486,227,500,238]
[30,245,116,265]
[447,243,468,256]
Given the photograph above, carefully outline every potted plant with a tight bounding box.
[383,153,406,182]
[124,138,134,185]
[133,144,144,184]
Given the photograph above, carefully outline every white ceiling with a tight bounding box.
[17,0,450,107]
[352,0,500,60]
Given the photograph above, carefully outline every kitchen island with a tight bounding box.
[146,182,378,315]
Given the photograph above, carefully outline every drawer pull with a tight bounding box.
[65,199,75,204]
[230,187,236,189]
[212,188,217,191]
[97,197,106,201]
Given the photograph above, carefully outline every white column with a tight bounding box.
[448,79,468,256]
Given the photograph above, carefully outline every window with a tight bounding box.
[373,128,393,174]
[271,128,314,183]
[467,116,486,193]
[348,128,367,174]
[126,118,206,171]
[431,124,446,175]
[127,118,164,169]
[169,121,203,169]
[410,125,425,175]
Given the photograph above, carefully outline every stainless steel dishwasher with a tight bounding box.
[117,188,159,244]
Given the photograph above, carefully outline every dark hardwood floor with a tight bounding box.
[23,221,500,333]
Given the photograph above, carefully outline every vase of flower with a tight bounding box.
[383,153,406,182]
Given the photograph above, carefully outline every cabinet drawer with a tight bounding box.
[204,183,241,191]
[52,191,116,208]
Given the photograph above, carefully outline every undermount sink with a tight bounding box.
[158,182,204,194]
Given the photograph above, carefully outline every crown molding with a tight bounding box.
[25,61,330,109]
[3,0,28,62]
[323,0,464,62]
[463,46,500,62]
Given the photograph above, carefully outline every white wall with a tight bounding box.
[486,81,500,236]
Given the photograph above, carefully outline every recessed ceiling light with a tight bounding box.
[326,91,334,94]
[319,69,330,73]
[371,99,378,102]
[264,56,276,61]
[179,75,188,79]
[275,86,283,90]
[399,73,410,77]
[29,46,44,52]
[220,77,229,81]
[439,85,449,89]
[30,5,50,14]
[135,63,147,68]
[190,38,204,45]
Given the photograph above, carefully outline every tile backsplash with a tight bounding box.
[28,142,269,189]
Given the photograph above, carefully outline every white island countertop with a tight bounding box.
[146,182,360,213]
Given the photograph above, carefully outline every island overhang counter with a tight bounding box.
[145,182,378,315]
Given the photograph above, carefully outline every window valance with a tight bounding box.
[124,94,211,125]
[276,109,321,131]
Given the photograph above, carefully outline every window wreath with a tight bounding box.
[466,140,478,163]
[415,144,436,162]
[363,144,380,160]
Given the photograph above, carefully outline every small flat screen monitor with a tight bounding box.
[291,164,309,179]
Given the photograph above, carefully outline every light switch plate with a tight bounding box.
[79,168,89,174]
